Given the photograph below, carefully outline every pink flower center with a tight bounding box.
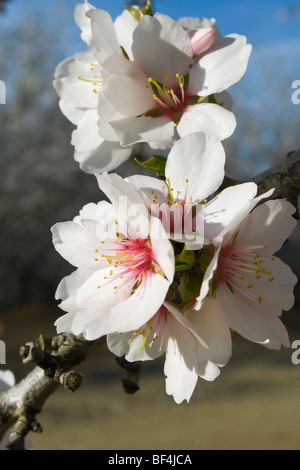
[147,72,189,119]
[151,178,201,240]
[217,242,275,304]
[94,236,159,296]
[128,305,169,352]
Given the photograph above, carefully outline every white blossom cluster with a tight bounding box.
[52,1,298,403]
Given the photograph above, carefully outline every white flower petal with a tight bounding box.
[185,299,232,367]
[203,182,258,242]
[132,13,193,79]
[177,103,236,141]
[51,219,107,269]
[216,284,290,350]
[71,109,102,152]
[110,273,170,333]
[190,33,252,96]
[110,115,175,146]
[102,53,153,116]
[55,268,91,312]
[236,199,297,256]
[86,9,121,62]
[126,175,167,206]
[164,319,198,404]
[75,140,133,174]
[114,9,138,61]
[194,246,220,310]
[74,1,96,46]
[54,52,99,109]
[165,132,225,203]
[107,328,164,362]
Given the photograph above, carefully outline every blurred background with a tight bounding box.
[0,0,300,450]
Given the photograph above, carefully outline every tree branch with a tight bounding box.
[221,149,300,217]
[0,333,105,450]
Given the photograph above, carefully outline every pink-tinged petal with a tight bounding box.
[203,182,258,242]
[178,17,221,40]
[132,13,193,79]
[236,199,297,257]
[177,103,236,141]
[188,27,215,55]
[165,132,225,203]
[51,219,107,270]
[86,9,121,62]
[190,34,252,96]
[164,319,198,404]
[110,115,175,146]
[75,140,133,175]
[102,54,153,116]
[216,284,290,350]
[110,273,170,333]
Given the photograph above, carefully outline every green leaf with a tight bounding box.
[134,154,167,174]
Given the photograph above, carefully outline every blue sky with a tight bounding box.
[2,0,300,49]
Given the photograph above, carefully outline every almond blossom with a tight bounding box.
[127,132,261,248]
[107,300,231,404]
[53,1,138,173]
[52,173,175,339]
[95,11,251,147]
[195,198,298,349]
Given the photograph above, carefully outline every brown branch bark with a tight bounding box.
[0,149,299,450]
[221,149,300,216]
[0,333,105,450]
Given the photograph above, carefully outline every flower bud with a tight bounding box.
[188,27,215,55]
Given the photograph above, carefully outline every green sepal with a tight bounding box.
[125,0,153,21]
[134,154,167,174]
[144,107,165,118]
[178,271,203,304]
[175,246,195,272]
